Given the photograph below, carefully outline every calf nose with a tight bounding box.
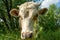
[22,32,33,39]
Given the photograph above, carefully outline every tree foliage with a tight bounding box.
[38,4,60,32]
[0,0,27,32]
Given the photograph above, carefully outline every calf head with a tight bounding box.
[10,2,47,39]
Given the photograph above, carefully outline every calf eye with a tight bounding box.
[33,14,38,20]
[24,11,29,18]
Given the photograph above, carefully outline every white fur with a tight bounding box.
[18,2,39,39]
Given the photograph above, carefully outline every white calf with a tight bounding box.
[10,2,47,39]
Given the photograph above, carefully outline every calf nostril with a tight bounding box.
[29,33,32,38]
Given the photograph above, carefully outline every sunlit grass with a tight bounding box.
[0,29,60,40]
[0,31,20,40]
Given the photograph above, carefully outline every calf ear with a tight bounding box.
[38,8,48,15]
[10,9,19,17]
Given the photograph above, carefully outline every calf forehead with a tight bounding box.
[19,2,37,9]
[18,2,39,19]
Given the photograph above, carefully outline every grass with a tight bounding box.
[0,29,60,40]
[0,31,20,40]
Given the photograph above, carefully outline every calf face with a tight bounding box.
[10,2,47,39]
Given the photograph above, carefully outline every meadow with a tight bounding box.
[0,0,60,40]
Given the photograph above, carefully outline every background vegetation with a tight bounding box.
[0,0,60,40]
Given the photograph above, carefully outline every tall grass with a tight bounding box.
[0,29,60,40]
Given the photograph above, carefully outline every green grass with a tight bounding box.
[0,29,60,40]
[0,31,20,40]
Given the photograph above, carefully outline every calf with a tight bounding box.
[10,2,47,39]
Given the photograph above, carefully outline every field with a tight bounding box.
[0,0,60,40]
[0,29,60,40]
